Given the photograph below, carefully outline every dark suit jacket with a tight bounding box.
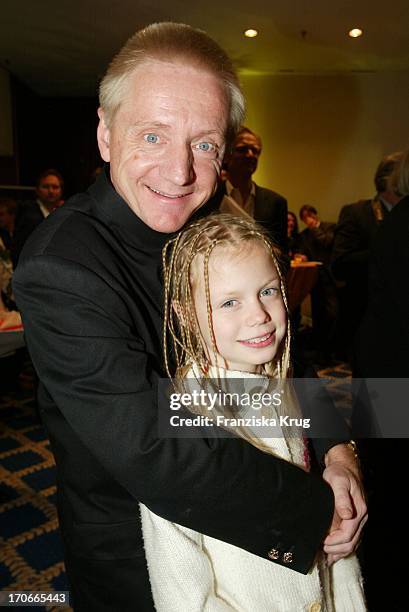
[205,181,288,253]
[17,200,45,229]
[13,170,341,610]
[331,199,383,280]
[331,198,387,340]
[11,201,46,266]
[351,197,409,609]
[355,195,409,378]
[299,222,336,266]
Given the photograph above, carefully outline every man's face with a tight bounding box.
[227,131,262,178]
[97,60,229,233]
[301,211,319,229]
[36,175,63,206]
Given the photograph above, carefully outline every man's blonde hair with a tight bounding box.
[99,22,245,142]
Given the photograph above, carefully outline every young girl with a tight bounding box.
[140,213,366,611]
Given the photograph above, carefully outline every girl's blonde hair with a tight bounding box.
[162,213,291,379]
[162,213,304,457]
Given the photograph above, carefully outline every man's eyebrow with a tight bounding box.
[193,129,225,140]
[129,121,171,131]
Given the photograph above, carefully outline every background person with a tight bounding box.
[352,150,409,612]
[299,204,338,364]
[0,198,17,303]
[287,210,303,259]
[331,152,403,360]
[0,197,17,254]
[207,126,288,252]
[14,169,65,265]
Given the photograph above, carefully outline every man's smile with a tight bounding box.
[146,185,193,199]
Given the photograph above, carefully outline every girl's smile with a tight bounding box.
[238,331,276,348]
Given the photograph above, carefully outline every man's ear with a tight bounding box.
[97,108,111,162]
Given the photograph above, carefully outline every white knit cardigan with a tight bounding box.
[140,366,366,611]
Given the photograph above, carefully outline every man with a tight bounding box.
[353,151,408,612]
[20,168,64,222]
[14,23,366,611]
[331,152,402,355]
[208,126,288,252]
[355,154,408,378]
[299,205,335,266]
[299,204,338,363]
[13,169,65,264]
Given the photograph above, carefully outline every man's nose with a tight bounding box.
[160,144,195,185]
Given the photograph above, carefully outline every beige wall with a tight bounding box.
[240,72,409,223]
[0,67,13,157]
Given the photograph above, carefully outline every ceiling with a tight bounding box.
[1,0,409,97]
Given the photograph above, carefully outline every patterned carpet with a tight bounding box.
[0,387,71,611]
[0,360,351,610]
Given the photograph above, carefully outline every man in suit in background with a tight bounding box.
[331,152,402,359]
[298,204,338,363]
[14,169,65,264]
[353,152,409,612]
[208,126,288,252]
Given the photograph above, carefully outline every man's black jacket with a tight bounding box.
[13,170,345,609]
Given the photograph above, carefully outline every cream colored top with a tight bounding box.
[140,365,366,611]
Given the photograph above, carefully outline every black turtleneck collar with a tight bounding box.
[87,165,174,253]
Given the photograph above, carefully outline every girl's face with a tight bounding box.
[193,241,287,373]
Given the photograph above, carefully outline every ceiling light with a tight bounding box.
[349,28,363,38]
[244,29,258,38]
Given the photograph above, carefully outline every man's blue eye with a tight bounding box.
[221,299,236,308]
[144,134,159,144]
[197,142,214,152]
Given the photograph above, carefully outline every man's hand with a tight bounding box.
[322,443,368,565]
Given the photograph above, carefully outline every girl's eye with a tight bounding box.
[196,142,215,152]
[221,299,237,308]
[260,287,278,297]
[144,133,160,144]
